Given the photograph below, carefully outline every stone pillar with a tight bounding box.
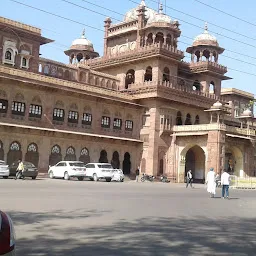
[207,130,225,174]
[38,135,51,172]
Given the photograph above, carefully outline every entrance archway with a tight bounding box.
[225,146,243,176]
[49,145,62,166]
[99,150,108,163]
[79,148,90,164]
[64,146,76,161]
[25,143,39,167]
[111,151,120,169]
[123,152,131,175]
[7,141,22,166]
[184,145,205,183]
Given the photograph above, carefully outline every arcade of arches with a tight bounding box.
[0,140,132,174]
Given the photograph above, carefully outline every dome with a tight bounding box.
[124,0,157,22]
[71,29,93,49]
[193,23,219,47]
[242,108,252,117]
[212,101,222,109]
[147,4,171,24]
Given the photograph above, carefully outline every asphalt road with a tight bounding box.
[0,178,255,256]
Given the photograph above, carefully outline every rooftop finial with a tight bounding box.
[159,3,163,14]
[204,22,208,33]
[140,0,146,6]
[81,28,85,38]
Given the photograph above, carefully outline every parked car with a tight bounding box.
[0,160,10,179]
[9,161,38,179]
[85,163,115,182]
[0,210,16,255]
[48,161,86,180]
[111,169,124,182]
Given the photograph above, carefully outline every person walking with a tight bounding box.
[186,170,193,188]
[15,159,25,180]
[206,167,216,198]
[221,169,230,199]
[135,166,140,182]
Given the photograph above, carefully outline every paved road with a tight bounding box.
[0,178,255,256]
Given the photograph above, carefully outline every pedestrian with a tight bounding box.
[221,169,230,199]
[135,166,140,182]
[186,170,193,188]
[15,159,25,180]
[206,167,216,198]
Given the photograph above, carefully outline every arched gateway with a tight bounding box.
[181,145,205,183]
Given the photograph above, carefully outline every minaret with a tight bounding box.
[137,0,146,48]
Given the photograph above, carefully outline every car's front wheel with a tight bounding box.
[64,172,70,180]
[32,176,37,180]
[49,171,54,179]
[77,177,84,181]
[3,176,8,179]
[106,178,111,182]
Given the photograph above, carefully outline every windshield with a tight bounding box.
[98,164,113,169]
[69,162,85,167]
[24,162,35,168]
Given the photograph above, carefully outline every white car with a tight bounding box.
[48,161,86,181]
[111,169,125,182]
[0,210,16,255]
[0,160,9,179]
[85,163,115,182]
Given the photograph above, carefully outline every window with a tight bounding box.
[56,162,66,167]
[53,108,64,121]
[29,104,42,118]
[125,120,133,131]
[0,99,8,113]
[113,118,122,129]
[12,101,25,116]
[101,116,110,128]
[5,50,12,60]
[21,57,28,68]
[68,110,78,123]
[82,113,92,125]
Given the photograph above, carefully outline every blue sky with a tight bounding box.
[1,0,256,95]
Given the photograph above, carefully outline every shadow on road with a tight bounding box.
[9,210,255,256]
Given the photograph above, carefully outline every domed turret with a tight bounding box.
[186,23,224,63]
[64,29,99,64]
[193,23,218,47]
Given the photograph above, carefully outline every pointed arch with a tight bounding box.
[79,147,90,164]
[49,144,62,166]
[195,115,200,124]
[144,66,152,82]
[7,141,22,166]
[111,151,120,169]
[163,67,170,82]
[99,150,108,163]
[125,69,135,89]
[25,143,39,167]
[123,152,131,175]
[176,111,182,125]
[185,113,192,125]
[0,140,4,160]
[64,146,76,161]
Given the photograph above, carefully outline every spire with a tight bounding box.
[140,0,146,6]
[159,3,163,14]
[204,22,208,33]
[81,29,85,39]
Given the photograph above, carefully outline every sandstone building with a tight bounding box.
[0,1,255,182]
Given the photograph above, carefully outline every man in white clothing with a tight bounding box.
[206,167,216,198]
[221,169,230,199]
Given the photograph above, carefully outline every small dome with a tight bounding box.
[124,0,157,22]
[242,108,252,117]
[71,29,93,48]
[147,4,171,24]
[212,101,222,108]
[193,23,218,47]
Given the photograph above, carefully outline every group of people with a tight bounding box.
[186,168,231,199]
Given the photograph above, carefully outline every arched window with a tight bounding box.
[163,67,170,82]
[27,143,38,152]
[209,81,215,94]
[125,69,135,89]
[155,32,164,45]
[193,80,201,91]
[10,141,20,151]
[176,111,182,125]
[38,64,42,73]
[5,50,12,60]
[144,66,152,82]
[195,50,200,62]
[166,34,172,47]
[146,33,153,45]
[51,145,61,154]
[202,49,210,61]
[185,113,192,125]
[44,65,49,75]
[22,58,27,67]
[77,53,83,62]
[195,115,200,124]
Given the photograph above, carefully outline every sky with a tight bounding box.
[1,0,256,96]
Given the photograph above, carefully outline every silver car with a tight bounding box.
[0,160,9,179]
[0,210,16,255]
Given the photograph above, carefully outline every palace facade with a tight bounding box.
[0,1,255,181]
